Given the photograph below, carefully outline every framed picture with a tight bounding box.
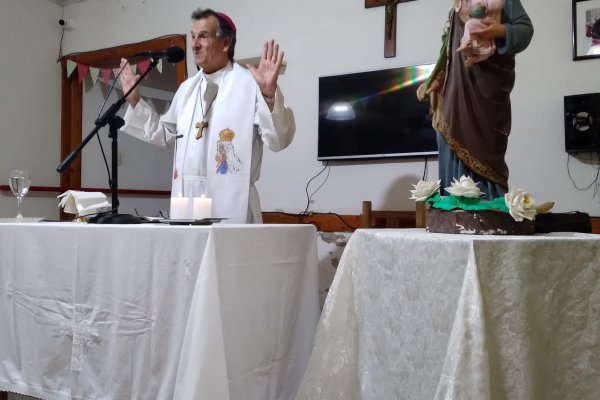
[573,0,600,60]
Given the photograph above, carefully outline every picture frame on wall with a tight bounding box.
[573,0,600,60]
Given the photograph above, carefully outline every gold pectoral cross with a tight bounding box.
[195,120,208,139]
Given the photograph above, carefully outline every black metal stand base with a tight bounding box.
[88,213,142,224]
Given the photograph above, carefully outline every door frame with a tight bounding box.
[59,34,187,192]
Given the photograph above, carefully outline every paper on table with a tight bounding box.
[57,190,111,215]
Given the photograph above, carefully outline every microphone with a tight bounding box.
[131,46,185,63]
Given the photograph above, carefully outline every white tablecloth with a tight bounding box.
[0,222,319,400]
[297,229,600,400]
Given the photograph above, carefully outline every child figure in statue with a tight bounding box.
[455,0,505,67]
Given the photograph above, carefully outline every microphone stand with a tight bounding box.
[57,57,161,224]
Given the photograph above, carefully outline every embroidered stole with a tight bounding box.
[172,64,255,223]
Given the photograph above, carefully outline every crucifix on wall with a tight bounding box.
[365,0,417,58]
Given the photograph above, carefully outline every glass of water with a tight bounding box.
[8,170,31,219]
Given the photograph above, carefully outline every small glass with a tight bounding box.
[8,170,31,219]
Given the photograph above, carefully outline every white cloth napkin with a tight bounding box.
[57,190,111,215]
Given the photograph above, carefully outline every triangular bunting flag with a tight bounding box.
[66,60,77,78]
[101,68,112,86]
[112,67,122,86]
[89,67,100,86]
[157,59,163,74]
[138,59,151,80]
[77,64,89,84]
[131,64,138,75]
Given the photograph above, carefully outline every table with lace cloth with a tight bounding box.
[0,223,319,400]
[296,228,600,400]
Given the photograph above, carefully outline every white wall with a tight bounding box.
[0,0,62,219]
[5,0,600,218]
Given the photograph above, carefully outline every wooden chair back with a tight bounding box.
[361,201,421,228]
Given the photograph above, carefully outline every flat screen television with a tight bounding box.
[317,63,438,161]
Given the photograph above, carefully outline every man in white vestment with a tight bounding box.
[119,8,295,223]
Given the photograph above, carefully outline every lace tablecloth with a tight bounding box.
[297,229,600,400]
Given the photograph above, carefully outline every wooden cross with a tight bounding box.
[365,0,416,58]
[195,120,208,139]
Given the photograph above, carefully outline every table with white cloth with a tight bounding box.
[0,222,319,400]
[297,228,600,400]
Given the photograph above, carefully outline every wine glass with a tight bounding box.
[8,170,31,219]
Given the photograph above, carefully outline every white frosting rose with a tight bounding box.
[445,175,484,198]
[409,180,440,201]
[505,188,536,221]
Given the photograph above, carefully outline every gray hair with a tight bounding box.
[191,8,236,61]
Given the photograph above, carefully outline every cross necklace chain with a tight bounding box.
[195,86,218,140]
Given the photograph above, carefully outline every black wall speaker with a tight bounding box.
[564,93,600,153]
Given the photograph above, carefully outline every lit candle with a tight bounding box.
[170,197,189,219]
[193,197,212,220]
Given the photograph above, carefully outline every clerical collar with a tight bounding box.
[201,62,232,86]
